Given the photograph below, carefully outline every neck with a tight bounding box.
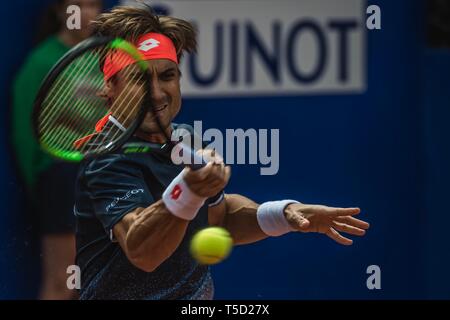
[57,30,81,47]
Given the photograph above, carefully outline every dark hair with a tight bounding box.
[92,4,197,63]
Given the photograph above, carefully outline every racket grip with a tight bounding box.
[177,142,207,171]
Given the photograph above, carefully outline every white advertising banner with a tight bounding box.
[122,0,367,97]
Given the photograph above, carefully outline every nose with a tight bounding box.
[150,79,167,107]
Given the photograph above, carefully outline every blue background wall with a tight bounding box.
[423,49,450,299]
[1,0,448,299]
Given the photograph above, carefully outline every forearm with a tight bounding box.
[116,163,226,271]
[115,200,189,272]
[222,194,268,245]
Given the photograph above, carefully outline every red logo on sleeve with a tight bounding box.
[171,185,182,200]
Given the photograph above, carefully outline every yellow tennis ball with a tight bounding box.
[190,227,233,265]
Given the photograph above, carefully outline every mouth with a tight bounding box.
[152,105,168,113]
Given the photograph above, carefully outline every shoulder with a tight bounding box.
[82,153,144,179]
[15,37,67,83]
[31,36,67,62]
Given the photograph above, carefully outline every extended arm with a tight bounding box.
[209,194,370,246]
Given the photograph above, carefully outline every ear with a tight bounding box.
[97,79,115,99]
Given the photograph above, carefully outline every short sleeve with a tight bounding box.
[83,155,154,240]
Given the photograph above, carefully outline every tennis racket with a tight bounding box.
[33,36,204,168]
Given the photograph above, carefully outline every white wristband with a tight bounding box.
[162,169,206,220]
[256,200,299,236]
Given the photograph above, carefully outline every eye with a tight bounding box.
[160,72,176,81]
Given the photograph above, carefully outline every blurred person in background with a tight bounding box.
[11,0,103,300]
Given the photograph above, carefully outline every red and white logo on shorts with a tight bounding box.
[171,184,182,200]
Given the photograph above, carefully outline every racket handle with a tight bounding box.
[176,142,207,171]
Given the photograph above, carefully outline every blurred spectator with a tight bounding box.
[427,0,450,47]
[11,0,102,300]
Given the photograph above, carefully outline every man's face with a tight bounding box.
[104,59,182,136]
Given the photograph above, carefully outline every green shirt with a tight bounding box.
[12,35,70,188]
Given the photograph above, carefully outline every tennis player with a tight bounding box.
[74,5,370,300]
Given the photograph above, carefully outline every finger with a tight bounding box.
[194,164,229,192]
[305,205,360,217]
[192,170,228,195]
[186,162,213,182]
[326,228,353,245]
[203,174,227,188]
[198,161,214,179]
[202,162,225,184]
[216,162,228,179]
[332,221,366,236]
[211,150,224,164]
[223,165,231,182]
[335,216,370,229]
[186,163,230,196]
